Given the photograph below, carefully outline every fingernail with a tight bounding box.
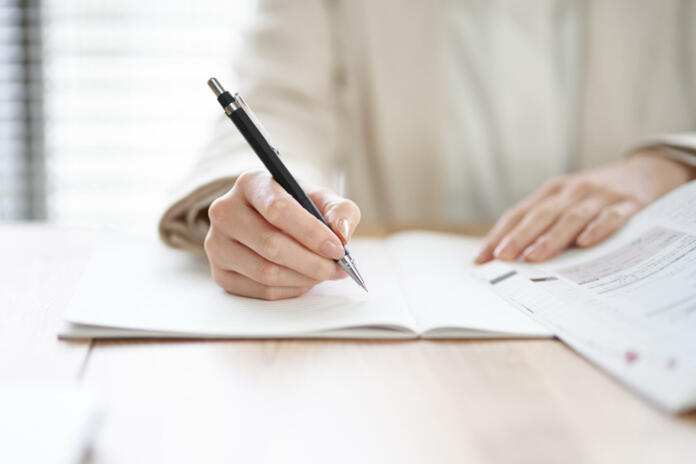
[474,245,492,264]
[523,241,546,262]
[494,239,517,260]
[320,239,344,260]
[338,218,351,243]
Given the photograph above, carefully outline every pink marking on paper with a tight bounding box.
[520,304,534,314]
[624,350,639,364]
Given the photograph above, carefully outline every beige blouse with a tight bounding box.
[159,0,696,252]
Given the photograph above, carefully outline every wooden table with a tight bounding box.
[3,224,695,463]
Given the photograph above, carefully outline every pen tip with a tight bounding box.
[337,253,368,293]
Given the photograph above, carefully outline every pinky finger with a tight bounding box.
[211,268,313,301]
[576,200,640,248]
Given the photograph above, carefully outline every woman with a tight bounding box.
[160,0,696,300]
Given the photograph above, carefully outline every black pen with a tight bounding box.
[207,77,367,292]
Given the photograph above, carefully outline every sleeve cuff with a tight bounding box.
[627,133,696,167]
[157,150,330,253]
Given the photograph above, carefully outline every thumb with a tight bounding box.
[307,188,361,244]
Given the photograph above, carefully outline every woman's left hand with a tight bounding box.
[475,150,696,264]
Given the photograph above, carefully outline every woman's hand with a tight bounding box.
[204,169,361,300]
[475,150,696,264]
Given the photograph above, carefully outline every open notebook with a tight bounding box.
[59,231,550,339]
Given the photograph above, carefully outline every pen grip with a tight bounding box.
[229,109,330,229]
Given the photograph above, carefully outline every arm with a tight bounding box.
[475,133,696,264]
[159,0,343,253]
[160,0,362,300]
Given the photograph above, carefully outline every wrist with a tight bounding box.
[625,148,696,204]
[629,148,696,180]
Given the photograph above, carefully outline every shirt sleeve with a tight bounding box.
[159,0,339,253]
[627,132,696,167]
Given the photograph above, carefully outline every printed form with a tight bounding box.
[482,181,696,412]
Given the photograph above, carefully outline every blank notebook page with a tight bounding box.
[64,232,414,336]
[386,232,550,336]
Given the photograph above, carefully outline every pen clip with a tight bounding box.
[234,93,278,153]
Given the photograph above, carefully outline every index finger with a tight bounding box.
[474,178,564,264]
[242,173,345,261]
[307,187,361,244]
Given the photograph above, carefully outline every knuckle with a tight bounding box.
[622,193,642,207]
[309,261,335,281]
[594,184,612,196]
[211,268,227,289]
[307,225,330,248]
[567,179,595,196]
[260,233,282,259]
[232,205,250,230]
[291,287,310,299]
[602,207,623,222]
[501,207,523,224]
[203,232,215,257]
[259,263,281,285]
[563,209,586,224]
[236,169,261,188]
[208,198,227,224]
[264,196,290,224]
[531,204,556,220]
[262,286,284,301]
[543,176,566,191]
[235,171,251,186]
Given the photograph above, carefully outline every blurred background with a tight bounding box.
[1,0,251,235]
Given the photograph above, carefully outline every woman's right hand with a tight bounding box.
[204,169,361,300]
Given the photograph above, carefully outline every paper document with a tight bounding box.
[481,180,696,413]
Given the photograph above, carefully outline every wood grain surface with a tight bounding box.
[2,225,695,463]
[0,225,92,380]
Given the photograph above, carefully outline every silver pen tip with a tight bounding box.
[353,268,368,292]
[338,252,368,292]
[207,77,224,97]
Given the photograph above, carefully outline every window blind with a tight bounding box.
[42,0,250,234]
[0,0,44,220]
